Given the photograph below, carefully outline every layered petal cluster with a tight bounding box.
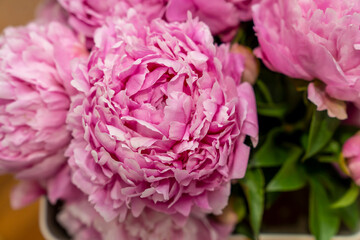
[253,0,360,119]
[67,12,258,222]
[10,165,82,209]
[57,0,259,41]
[58,198,233,240]
[166,0,261,38]
[0,22,87,185]
[343,134,360,185]
[57,0,167,38]
[57,199,102,240]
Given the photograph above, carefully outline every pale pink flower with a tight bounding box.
[343,134,360,185]
[253,0,360,119]
[57,199,102,240]
[0,22,87,207]
[57,0,167,38]
[58,198,233,240]
[58,0,260,41]
[67,12,258,222]
[166,0,261,39]
[10,165,82,209]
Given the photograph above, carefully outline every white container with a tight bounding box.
[39,198,360,240]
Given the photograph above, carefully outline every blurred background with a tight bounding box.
[0,0,44,239]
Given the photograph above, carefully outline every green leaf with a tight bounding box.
[265,192,281,209]
[236,224,255,240]
[317,141,341,163]
[337,126,359,145]
[309,178,340,240]
[339,201,359,231]
[331,182,359,209]
[256,80,274,104]
[321,141,340,154]
[267,147,306,192]
[240,169,265,237]
[315,172,345,198]
[257,104,287,118]
[304,110,340,160]
[300,134,308,149]
[232,28,246,45]
[233,197,247,222]
[255,79,287,118]
[312,172,359,232]
[317,155,338,163]
[251,129,287,168]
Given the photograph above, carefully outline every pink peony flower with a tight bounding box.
[67,12,258,222]
[58,198,233,240]
[0,22,87,206]
[57,0,167,39]
[253,0,360,119]
[10,165,82,209]
[57,199,102,240]
[343,134,360,185]
[166,0,261,39]
[57,0,259,41]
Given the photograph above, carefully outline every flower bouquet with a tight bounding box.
[1,0,360,239]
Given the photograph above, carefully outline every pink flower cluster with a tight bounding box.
[7,0,360,239]
[0,21,87,207]
[0,0,259,239]
[166,0,261,39]
[58,197,232,240]
[67,12,258,222]
[57,0,260,41]
[253,0,360,195]
[0,22,82,177]
[343,134,360,185]
[253,0,360,119]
